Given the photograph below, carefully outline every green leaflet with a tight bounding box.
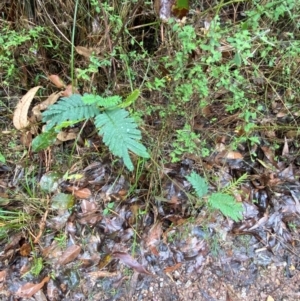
[32,130,57,152]
[186,171,208,198]
[208,193,243,222]
[95,109,150,171]
[118,89,140,108]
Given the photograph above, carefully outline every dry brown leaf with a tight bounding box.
[282,137,289,156]
[224,151,243,160]
[16,276,50,298]
[113,252,152,275]
[32,92,62,120]
[13,86,41,129]
[20,243,31,257]
[58,245,81,265]
[48,75,66,88]
[20,131,32,147]
[74,188,92,199]
[0,270,7,282]
[75,46,94,58]
[146,222,162,249]
[164,263,182,273]
[56,131,78,142]
[62,84,79,97]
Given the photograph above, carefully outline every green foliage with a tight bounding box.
[0,25,44,85]
[82,94,122,107]
[187,171,243,222]
[170,125,210,162]
[34,91,149,171]
[208,193,243,222]
[0,151,5,163]
[22,256,44,278]
[186,172,208,198]
[32,130,57,152]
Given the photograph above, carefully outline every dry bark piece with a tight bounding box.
[13,86,41,129]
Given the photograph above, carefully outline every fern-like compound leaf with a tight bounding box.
[95,108,149,171]
[82,94,122,108]
[186,171,208,198]
[42,94,100,130]
[208,193,243,222]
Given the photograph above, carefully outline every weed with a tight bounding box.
[103,202,115,215]
[187,172,245,222]
[54,233,67,248]
[0,25,44,86]
[22,256,44,278]
[32,91,149,171]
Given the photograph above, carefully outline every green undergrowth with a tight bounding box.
[0,0,299,247]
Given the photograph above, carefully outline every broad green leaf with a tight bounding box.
[39,172,61,193]
[118,89,140,108]
[51,193,75,210]
[0,152,5,163]
[233,52,242,66]
[186,171,208,198]
[32,130,57,152]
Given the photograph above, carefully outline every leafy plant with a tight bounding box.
[32,91,149,171]
[170,124,210,162]
[0,25,44,85]
[186,172,243,222]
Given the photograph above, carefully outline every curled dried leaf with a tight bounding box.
[48,75,66,89]
[13,86,41,129]
[32,92,62,120]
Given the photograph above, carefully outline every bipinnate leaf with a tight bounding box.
[42,94,100,130]
[186,171,208,198]
[95,109,150,171]
[208,193,243,222]
[13,86,41,129]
